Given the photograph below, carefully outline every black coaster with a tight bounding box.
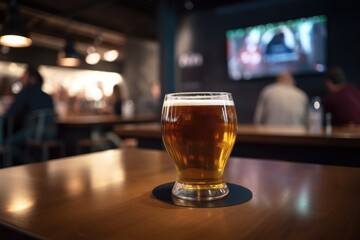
[152,182,252,208]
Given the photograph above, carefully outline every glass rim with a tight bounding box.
[163,92,234,104]
[165,91,231,96]
[165,92,232,97]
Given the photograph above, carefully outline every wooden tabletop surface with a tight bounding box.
[0,149,359,239]
[113,123,360,148]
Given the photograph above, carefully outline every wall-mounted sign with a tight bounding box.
[178,52,203,68]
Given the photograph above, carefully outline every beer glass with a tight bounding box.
[161,92,238,201]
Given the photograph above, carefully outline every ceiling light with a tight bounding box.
[103,50,119,62]
[86,52,101,65]
[85,45,100,65]
[58,32,80,67]
[0,0,32,47]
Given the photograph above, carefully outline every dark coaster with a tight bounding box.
[152,182,252,208]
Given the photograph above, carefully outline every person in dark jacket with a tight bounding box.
[4,65,55,164]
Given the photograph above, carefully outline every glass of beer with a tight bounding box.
[161,92,237,201]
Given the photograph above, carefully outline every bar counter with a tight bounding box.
[113,123,360,167]
[113,123,360,148]
[0,149,359,239]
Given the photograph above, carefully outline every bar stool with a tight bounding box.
[24,109,66,161]
[0,116,13,167]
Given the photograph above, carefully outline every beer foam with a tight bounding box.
[163,99,234,106]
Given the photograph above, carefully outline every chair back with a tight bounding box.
[0,116,4,146]
[0,116,13,146]
[25,109,58,141]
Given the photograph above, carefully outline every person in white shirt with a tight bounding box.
[254,71,308,126]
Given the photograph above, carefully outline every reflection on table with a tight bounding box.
[0,149,359,239]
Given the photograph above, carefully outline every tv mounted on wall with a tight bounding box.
[226,15,327,81]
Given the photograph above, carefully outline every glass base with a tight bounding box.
[172,181,229,201]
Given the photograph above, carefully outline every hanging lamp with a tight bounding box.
[58,31,80,67]
[0,0,32,47]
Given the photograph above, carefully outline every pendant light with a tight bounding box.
[104,49,119,62]
[0,0,32,48]
[85,46,101,65]
[58,31,80,67]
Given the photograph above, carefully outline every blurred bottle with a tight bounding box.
[122,99,134,118]
[325,112,332,135]
[308,96,323,133]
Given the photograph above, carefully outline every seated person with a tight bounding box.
[4,65,55,164]
[108,84,123,115]
[0,76,14,115]
[136,81,161,118]
[254,71,308,126]
[91,84,137,150]
[322,67,360,126]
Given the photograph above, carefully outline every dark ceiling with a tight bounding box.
[18,0,159,40]
[2,0,247,38]
[0,0,247,54]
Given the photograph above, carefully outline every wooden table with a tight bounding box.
[57,114,157,127]
[113,123,360,147]
[57,115,157,155]
[113,122,162,139]
[236,124,360,148]
[0,149,359,239]
[113,123,360,166]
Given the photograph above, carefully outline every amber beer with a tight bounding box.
[161,92,237,201]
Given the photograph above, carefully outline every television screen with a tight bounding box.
[226,15,327,81]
